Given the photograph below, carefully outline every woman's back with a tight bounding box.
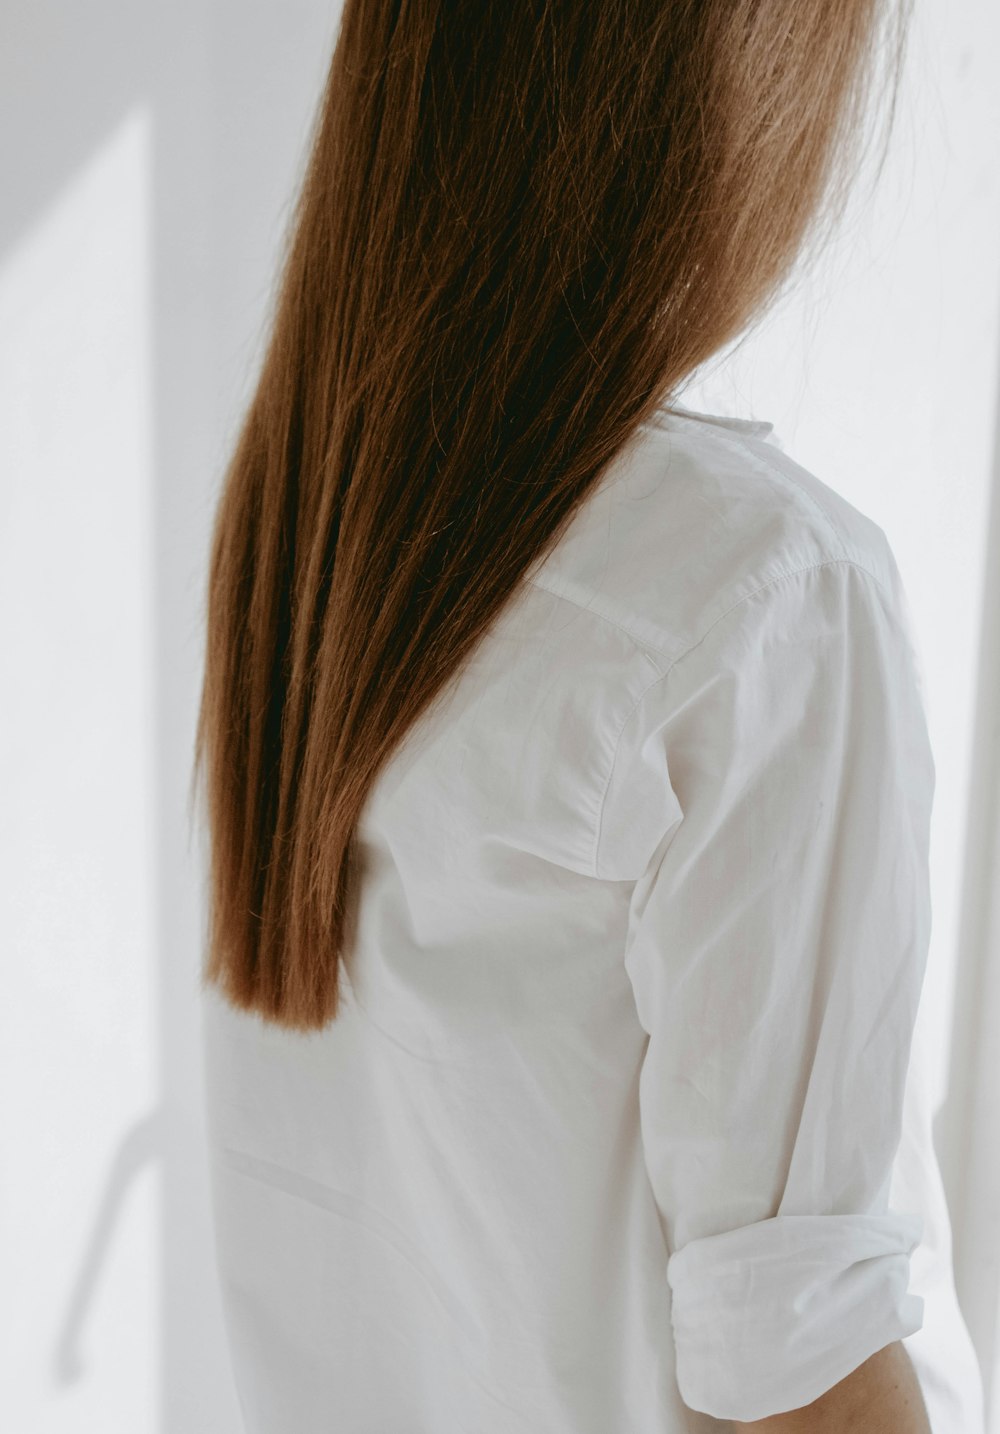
[200,404,983,1432]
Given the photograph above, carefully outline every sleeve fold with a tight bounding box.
[667,1208,925,1420]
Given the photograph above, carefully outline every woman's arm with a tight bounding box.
[732,1341,931,1433]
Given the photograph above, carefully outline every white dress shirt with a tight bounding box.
[200,401,985,1431]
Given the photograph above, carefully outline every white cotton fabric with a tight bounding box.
[200,402,985,1431]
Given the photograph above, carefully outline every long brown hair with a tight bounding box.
[192,0,910,1032]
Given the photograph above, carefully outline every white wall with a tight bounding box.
[0,105,160,1434]
[1,2,997,1430]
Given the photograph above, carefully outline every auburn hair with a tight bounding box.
[192,0,910,1031]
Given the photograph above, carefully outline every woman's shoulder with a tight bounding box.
[527,404,900,668]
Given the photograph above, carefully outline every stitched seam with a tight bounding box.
[591,555,898,878]
[528,553,893,668]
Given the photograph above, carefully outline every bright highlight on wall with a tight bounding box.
[0,106,160,1434]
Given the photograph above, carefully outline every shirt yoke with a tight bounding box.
[525,414,898,672]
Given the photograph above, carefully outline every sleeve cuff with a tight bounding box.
[665,1210,925,1422]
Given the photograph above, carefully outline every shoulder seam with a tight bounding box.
[591,554,896,878]
[529,543,892,668]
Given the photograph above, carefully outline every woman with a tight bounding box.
[193,2,984,1429]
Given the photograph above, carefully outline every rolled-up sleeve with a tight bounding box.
[616,555,935,1422]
